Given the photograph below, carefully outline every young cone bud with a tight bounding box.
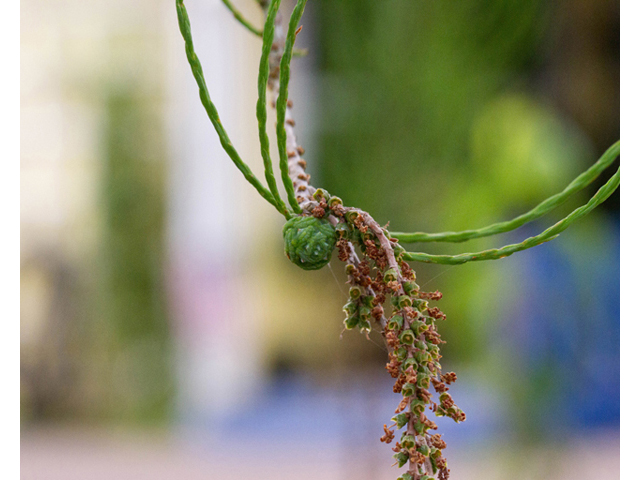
[394,452,409,468]
[400,434,416,449]
[392,413,408,428]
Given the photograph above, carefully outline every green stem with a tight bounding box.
[257,0,290,218]
[403,167,620,265]
[276,0,308,214]
[391,141,620,243]
[176,0,279,211]
[221,0,263,36]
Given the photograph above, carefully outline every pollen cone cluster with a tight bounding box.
[324,192,463,480]
[281,189,465,480]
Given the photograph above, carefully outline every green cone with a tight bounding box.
[283,215,337,270]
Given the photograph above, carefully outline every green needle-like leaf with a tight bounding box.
[257,0,290,218]
[392,141,620,243]
[403,167,620,265]
[276,0,308,214]
[221,0,263,36]
[176,0,279,212]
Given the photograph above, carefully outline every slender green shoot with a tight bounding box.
[176,0,279,211]
[403,168,620,265]
[257,0,290,218]
[221,0,263,37]
[392,141,620,243]
[276,0,308,214]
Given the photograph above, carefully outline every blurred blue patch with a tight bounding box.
[503,218,619,433]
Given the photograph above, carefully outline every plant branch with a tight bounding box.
[176,0,278,210]
[346,208,404,281]
[403,167,620,265]
[345,240,390,331]
[257,0,290,217]
[221,0,263,36]
[391,140,620,243]
[275,0,309,213]
[264,2,315,211]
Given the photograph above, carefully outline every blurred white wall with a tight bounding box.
[165,0,281,419]
[21,0,282,422]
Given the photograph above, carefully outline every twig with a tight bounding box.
[404,167,620,265]
[275,0,309,213]
[221,0,263,36]
[392,141,620,243]
[257,0,290,217]
[346,208,403,281]
[264,2,315,211]
[176,0,279,211]
[345,241,389,331]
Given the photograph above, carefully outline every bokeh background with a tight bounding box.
[21,0,620,479]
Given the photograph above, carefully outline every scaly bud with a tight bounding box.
[414,340,427,351]
[328,196,343,208]
[412,299,428,312]
[417,445,431,456]
[361,295,375,308]
[312,188,329,202]
[394,453,409,468]
[400,434,416,450]
[343,301,357,315]
[388,315,404,331]
[402,281,419,295]
[399,329,415,345]
[394,347,408,362]
[410,320,427,336]
[344,314,359,330]
[401,382,416,397]
[345,210,360,223]
[335,222,350,237]
[384,268,399,283]
[393,243,406,258]
[416,373,430,389]
[410,398,426,416]
[359,319,372,333]
[413,420,427,435]
[392,413,408,428]
[398,296,412,308]
[413,350,429,364]
[403,357,418,372]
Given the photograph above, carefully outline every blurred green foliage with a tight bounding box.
[313,0,618,367]
[94,89,173,424]
[20,87,173,426]
[316,0,548,228]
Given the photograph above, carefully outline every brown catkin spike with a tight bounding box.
[330,206,464,480]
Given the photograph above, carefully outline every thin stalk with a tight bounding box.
[392,141,620,243]
[176,0,279,211]
[266,8,315,210]
[404,168,620,265]
[275,0,308,214]
[221,0,263,36]
[257,0,290,217]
